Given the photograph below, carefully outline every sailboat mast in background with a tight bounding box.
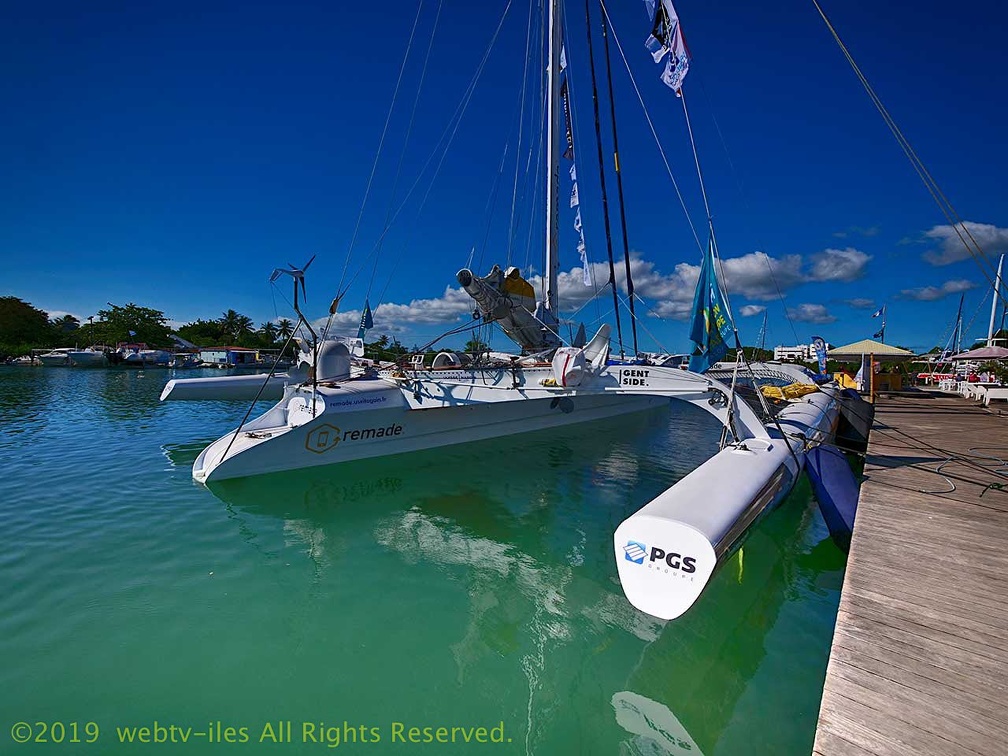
[987,253,1005,346]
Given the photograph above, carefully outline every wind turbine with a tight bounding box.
[270,254,316,308]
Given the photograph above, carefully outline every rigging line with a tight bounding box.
[561,8,607,325]
[584,0,625,358]
[599,2,638,356]
[336,0,426,299]
[694,78,801,346]
[507,0,539,267]
[600,0,704,257]
[335,0,516,304]
[470,143,511,271]
[810,0,1004,305]
[366,0,445,301]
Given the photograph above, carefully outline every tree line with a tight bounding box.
[0,295,456,363]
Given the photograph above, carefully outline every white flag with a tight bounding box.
[644,0,691,93]
[573,209,582,234]
[570,183,579,208]
[578,240,590,286]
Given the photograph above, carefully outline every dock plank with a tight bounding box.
[813,394,1008,755]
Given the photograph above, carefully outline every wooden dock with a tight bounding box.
[813,393,1008,755]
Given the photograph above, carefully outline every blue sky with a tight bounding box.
[3,0,1007,354]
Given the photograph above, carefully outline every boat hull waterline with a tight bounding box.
[192,364,763,483]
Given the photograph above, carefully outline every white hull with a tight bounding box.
[613,387,841,620]
[37,353,70,366]
[68,349,107,367]
[161,371,301,402]
[193,364,754,484]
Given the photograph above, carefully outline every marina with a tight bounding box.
[0,365,847,754]
[814,393,1008,755]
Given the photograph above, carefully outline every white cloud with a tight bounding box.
[787,303,836,324]
[311,244,870,336]
[898,279,977,301]
[842,298,876,309]
[922,222,1008,265]
[808,248,871,282]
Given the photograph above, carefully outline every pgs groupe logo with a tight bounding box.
[622,540,697,574]
[623,541,647,564]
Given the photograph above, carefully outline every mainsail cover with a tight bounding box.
[688,239,734,373]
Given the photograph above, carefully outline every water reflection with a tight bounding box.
[197,409,844,754]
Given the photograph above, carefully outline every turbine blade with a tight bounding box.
[302,253,316,272]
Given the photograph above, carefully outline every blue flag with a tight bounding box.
[357,299,374,340]
[812,336,827,375]
[688,240,734,373]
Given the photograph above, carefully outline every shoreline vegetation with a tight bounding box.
[4,295,1006,378]
[2,295,424,364]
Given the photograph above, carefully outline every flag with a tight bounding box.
[560,78,574,160]
[357,299,373,340]
[644,0,691,94]
[872,306,884,318]
[812,336,827,375]
[688,239,734,373]
[128,330,137,337]
[873,327,885,340]
[568,164,589,286]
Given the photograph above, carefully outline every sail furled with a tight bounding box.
[688,240,734,373]
[644,0,691,94]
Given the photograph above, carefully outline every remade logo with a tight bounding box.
[623,541,647,564]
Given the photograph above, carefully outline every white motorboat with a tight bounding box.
[68,347,107,367]
[36,348,73,366]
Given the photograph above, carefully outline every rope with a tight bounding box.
[810,0,1006,308]
[336,0,426,299]
[600,4,639,356]
[599,1,705,257]
[583,0,625,358]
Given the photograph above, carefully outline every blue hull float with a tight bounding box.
[805,444,860,551]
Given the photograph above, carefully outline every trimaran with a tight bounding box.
[182,0,858,621]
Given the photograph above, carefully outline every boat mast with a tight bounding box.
[544,0,562,315]
[987,253,1005,346]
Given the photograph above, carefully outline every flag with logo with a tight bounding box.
[357,299,374,340]
[688,239,734,373]
[812,336,827,375]
[644,0,691,94]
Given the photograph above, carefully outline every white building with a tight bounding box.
[773,342,831,362]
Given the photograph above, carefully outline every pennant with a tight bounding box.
[357,299,374,340]
[578,240,590,285]
[560,45,567,72]
[560,78,574,160]
[872,306,884,318]
[644,0,691,94]
[573,209,582,234]
[570,182,579,208]
[688,239,734,373]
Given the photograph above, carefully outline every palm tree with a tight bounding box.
[219,310,240,342]
[52,314,80,333]
[260,322,278,343]
[277,319,294,341]
[235,315,254,338]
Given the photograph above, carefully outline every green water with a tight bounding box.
[0,367,845,754]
